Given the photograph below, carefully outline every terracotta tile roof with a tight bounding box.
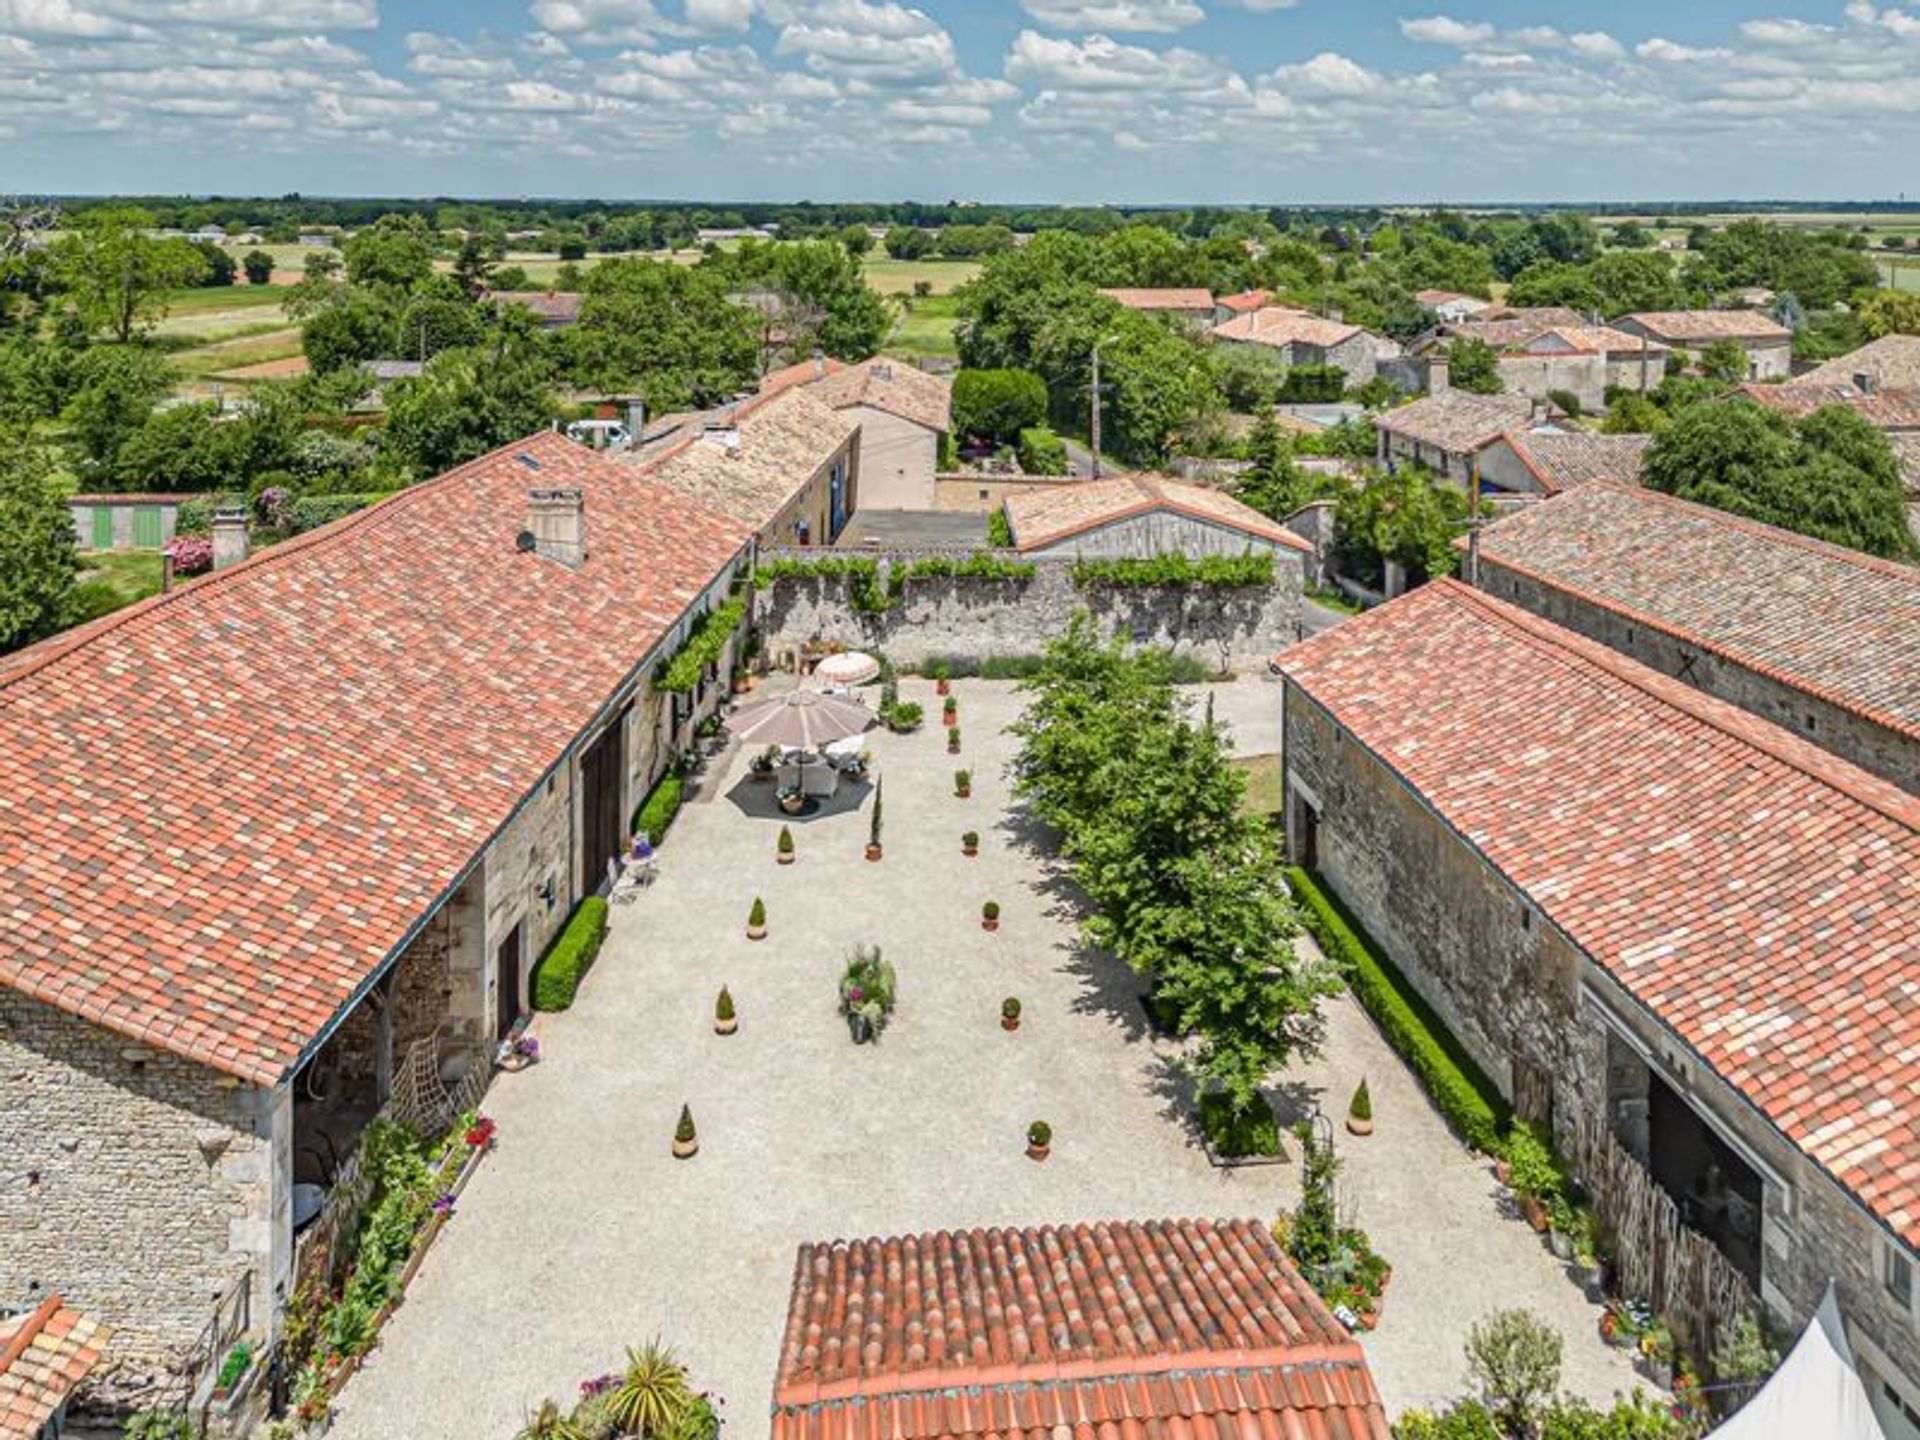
[1279,580,1920,1247]
[485,290,583,324]
[1004,475,1312,555]
[1097,287,1216,312]
[1798,334,1920,391]
[1513,324,1662,358]
[1474,483,1920,740]
[0,1297,110,1440]
[759,356,850,395]
[1499,431,1650,494]
[1737,382,1920,431]
[796,357,952,435]
[1463,305,1588,332]
[1448,314,1664,357]
[1618,310,1792,345]
[1213,307,1362,350]
[1374,391,1536,453]
[1416,289,1487,307]
[625,387,857,534]
[0,431,749,1083]
[1216,288,1273,314]
[771,1218,1390,1440]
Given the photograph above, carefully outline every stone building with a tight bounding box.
[1373,390,1539,482]
[1416,289,1492,323]
[1002,473,1314,570]
[1414,313,1667,409]
[0,432,749,1392]
[65,494,200,553]
[1798,334,1920,392]
[1278,580,1920,1440]
[1096,287,1218,329]
[760,355,952,512]
[1211,306,1398,387]
[1615,310,1793,380]
[1471,483,1920,794]
[1472,431,1650,499]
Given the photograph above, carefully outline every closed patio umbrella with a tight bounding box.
[813,651,881,686]
[726,690,875,750]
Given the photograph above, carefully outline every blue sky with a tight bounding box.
[5,1,1920,203]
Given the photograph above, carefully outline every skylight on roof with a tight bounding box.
[516,453,542,471]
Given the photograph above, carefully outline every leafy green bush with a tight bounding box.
[1504,1123,1564,1202]
[978,654,1049,679]
[1017,425,1070,476]
[656,595,746,693]
[902,553,1035,583]
[987,507,1013,548]
[532,898,609,1011]
[1070,553,1274,590]
[1199,1091,1280,1157]
[633,772,683,843]
[1276,364,1347,403]
[289,492,392,534]
[953,367,1048,445]
[1287,866,1510,1153]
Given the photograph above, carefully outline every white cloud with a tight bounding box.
[1569,31,1626,60]
[1005,28,1229,91]
[0,0,145,38]
[1399,15,1495,47]
[774,1,958,81]
[1271,51,1380,97]
[1018,0,1204,33]
[98,0,377,28]
[1217,0,1297,9]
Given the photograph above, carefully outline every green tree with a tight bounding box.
[1211,344,1285,413]
[951,368,1048,445]
[883,226,935,261]
[0,439,78,654]
[1335,467,1470,586]
[1857,289,1920,339]
[1505,262,1601,314]
[114,402,243,491]
[1610,221,1654,250]
[1644,400,1916,559]
[1697,339,1748,384]
[452,232,503,296]
[1447,336,1504,394]
[569,258,758,408]
[343,214,434,292]
[63,344,174,472]
[731,240,890,361]
[839,223,873,257]
[1601,393,1667,435]
[55,209,208,341]
[380,334,558,479]
[1464,1310,1563,1440]
[302,295,395,375]
[1234,415,1344,520]
[241,249,275,286]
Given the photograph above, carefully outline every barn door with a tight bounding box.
[579,709,630,891]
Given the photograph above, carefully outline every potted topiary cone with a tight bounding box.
[982,900,1000,933]
[947,725,961,755]
[672,1104,699,1159]
[1026,1120,1052,1161]
[746,897,767,941]
[954,768,971,799]
[1346,1078,1373,1136]
[1001,996,1021,1032]
[865,777,884,862]
[714,986,737,1036]
[942,695,958,725]
[962,830,979,857]
[777,825,796,865]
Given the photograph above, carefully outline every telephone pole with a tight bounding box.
[1090,341,1105,479]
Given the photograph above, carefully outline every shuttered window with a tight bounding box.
[132,506,163,548]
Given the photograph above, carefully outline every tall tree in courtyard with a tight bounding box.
[381,327,558,479]
[1446,336,1503,394]
[0,438,78,653]
[54,208,208,342]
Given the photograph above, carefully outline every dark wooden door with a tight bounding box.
[580,710,629,891]
[495,927,521,1041]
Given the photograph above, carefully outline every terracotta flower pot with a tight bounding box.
[982,918,999,932]
[1522,1195,1550,1232]
[948,741,960,755]
[714,1015,738,1036]
[936,678,950,696]
[672,1135,699,1160]
[1346,1114,1373,1137]
[962,843,978,857]
[865,843,883,862]
[1001,1015,1020,1032]
[1026,1142,1050,1161]
[955,785,970,799]
[747,923,766,941]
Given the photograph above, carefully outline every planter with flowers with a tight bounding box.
[839,944,896,1044]
[495,1032,540,1071]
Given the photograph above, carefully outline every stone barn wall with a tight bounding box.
[756,550,1305,673]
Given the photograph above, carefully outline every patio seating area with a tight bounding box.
[325,679,1648,1440]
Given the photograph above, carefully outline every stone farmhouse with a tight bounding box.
[758,355,953,512]
[1472,430,1651,500]
[1213,287,1272,322]
[769,1218,1391,1440]
[1211,307,1398,388]
[1416,289,1492,323]
[1002,472,1313,569]
[1418,311,1667,409]
[1471,483,1920,795]
[0,432,752,1389]
[1277,580,1920,1438]
[624,385,858,549]
[1615,310,1793,380]
[1095,286,1218,329]
[1373,391,1540,482]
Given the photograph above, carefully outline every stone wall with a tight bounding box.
[847,406,937,511]
[1026,513,1308,563]
[758,551,1304,672]
[0,992,279,1390]
[1282,683,1920,1398]
[1476,560,1919,795]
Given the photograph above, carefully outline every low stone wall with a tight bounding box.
[755,550,1304,673]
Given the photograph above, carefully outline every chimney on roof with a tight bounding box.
[811,347,826,380]
[872,360,892,381]
[626,399,645,446]
[1429,357,1450,395]
[702,407,742,455]
[526,488,587,568]
[211,506,249,571]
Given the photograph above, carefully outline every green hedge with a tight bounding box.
[633,771,682,843]
[290,492,392,534]
[657,595,747,693]
[1286,866,1511,1154]
[531,897,608,1012]
[1017,425,1069,476]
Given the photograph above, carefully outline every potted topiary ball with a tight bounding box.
[1347,1078,1373,1137]
[947,725,961,755]
[747,896,767,941]
[1026,1120,1052,1161]
[962,830,979,857]
[954,768,971,799]
[981,900,1000,933]
[942,695,958,724]
[673,1104,699,1159]
[1001,997,1021,1032]
[714,986,737,1036]
[777,825,796,865]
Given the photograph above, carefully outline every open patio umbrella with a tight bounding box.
[813,651,881,686]
[726,690,875,750]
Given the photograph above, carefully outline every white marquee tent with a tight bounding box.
[1709,1284,1886,1440]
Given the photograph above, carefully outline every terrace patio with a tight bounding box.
[326,678,1648,1440]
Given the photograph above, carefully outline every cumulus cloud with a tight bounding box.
[1005,28,1230,91]
[1399,15,1495,47]
[1019,0,1204,32]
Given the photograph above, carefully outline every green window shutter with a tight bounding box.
[132,506,162,548]
[90,506,115,550]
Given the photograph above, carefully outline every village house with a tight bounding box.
[1422,313,1667,408]
[484,290,583,329]
[65,493,201,552]
[1798,333,1920,392]
[1472,430,1651,499]
[1277,580,1920,1440]
[770,1218,1391,1440]
[1469,482,1920,794]
[1213,287,1272,322]
[1373,390,1540,482]
[624,385,860,548]
[1096,286,1217,329]
[0,432,751,1395]
[1615,310,1793,380]
[758,354,952,511]
[1212,306,1398,387]
[1416,288,1492,323]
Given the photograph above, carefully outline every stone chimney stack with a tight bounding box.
[211,506,250,571]
[1429,357,1451,395]
[625,399,645,445]
[527,488,587,568]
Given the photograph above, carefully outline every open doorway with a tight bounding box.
[495,924,523,1042]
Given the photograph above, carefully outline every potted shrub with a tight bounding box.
[672,1104,698,1159]
[777,825,796,865]
[1026,1120,1052,1161]
[212,1342,253,1402]
[750,744,780,779]
[933,662,951,697]
[947,725,961,755]
[1547,1194,1576,1261]
[1504,1125,1560,1233]
[747,896,767,941]
[865,777,884,862]
[1346,1079,1373,1137]
[887,700,923,734]
[732,667,750,695]
[839,944,896,1044]
[714,986,737,1036]
[942,695,958,725]
[962,830,979,857]
[954,769,971,799]
[778,786,807,815]
[1001,997,1021,1032]
[981,900,1000,932]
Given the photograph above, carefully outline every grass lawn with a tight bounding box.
[885,293,963,362]
[862,257,981,296]
[173,326,306,381]
[72,550,165,624]
[1231,753,1283,821]
[158,284,292,316]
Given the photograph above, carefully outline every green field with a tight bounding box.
[884,293,963,362]
[173,326,306,381]
[862,257,981,296]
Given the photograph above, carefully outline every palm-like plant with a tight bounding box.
[609,1340,694,1437]
[517,1399,586,1440]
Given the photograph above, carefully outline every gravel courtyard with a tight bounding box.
[328,678,1648,1440]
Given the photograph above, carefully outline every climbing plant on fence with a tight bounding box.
[1069,553,1274,590]
[656,594,747,692]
